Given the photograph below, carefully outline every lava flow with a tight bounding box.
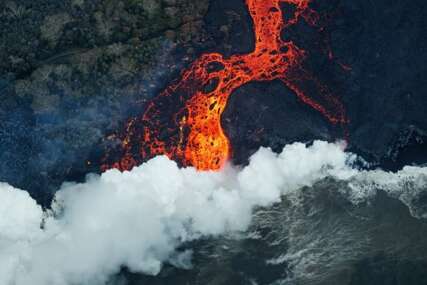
[103,0,347,172]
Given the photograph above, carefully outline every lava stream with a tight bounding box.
[103,0,347,172]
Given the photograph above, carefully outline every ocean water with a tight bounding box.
[124,169,427,285]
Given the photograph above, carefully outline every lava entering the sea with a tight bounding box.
[102,0,347,172]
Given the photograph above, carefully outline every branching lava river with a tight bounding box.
[102,0,347,172]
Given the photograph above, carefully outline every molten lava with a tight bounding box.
[103,0,347,172]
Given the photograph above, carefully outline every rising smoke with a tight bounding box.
[0,141,426,285]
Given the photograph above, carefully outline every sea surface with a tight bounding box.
[123,174,427,285]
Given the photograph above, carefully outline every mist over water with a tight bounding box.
[0,141,426,285]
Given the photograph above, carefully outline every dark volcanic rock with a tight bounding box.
[334,0,427,167]
[204,0,254,56]
[222,80,334,165]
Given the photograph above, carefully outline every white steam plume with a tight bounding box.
[0,141,425,285]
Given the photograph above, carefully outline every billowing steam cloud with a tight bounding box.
[0,141,426,285]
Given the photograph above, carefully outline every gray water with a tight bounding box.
[122,178,427,285]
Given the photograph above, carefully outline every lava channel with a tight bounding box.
[102,0,347,172]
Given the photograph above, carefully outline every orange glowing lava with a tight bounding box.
[103,0,347,172]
